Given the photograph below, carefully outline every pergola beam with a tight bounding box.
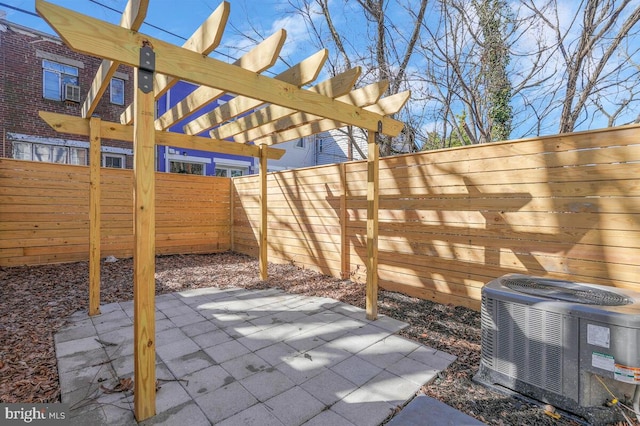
[255,90,410,145]
[38,111,286,160]
[81,0,148,118]
[36,0,404,136]
[120,1,231,124]
[183,49,328,135]
[211,67,361,141]
[155,29,287,130]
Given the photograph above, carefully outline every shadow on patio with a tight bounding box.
[55,286,456,425]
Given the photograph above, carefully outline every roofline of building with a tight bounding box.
[0,17,61,43]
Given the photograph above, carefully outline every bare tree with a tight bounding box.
[417,0,520,145]
[289,0,427,156]
[523,0,640,133]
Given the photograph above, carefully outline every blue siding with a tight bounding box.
[156,81,256,176]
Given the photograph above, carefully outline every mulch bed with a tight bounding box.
[0,252,624,424]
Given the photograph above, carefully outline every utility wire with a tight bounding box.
[0,2,39,18]
[1,0,282,76]
[87,0,187,41]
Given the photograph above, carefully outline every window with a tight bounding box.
[215,167,246,177]
[13,141,86,165]
[317,139,324,153]
[43,60,79,101]
[110,78,125,105]
[103,154,125,168]
[170,161,205,175]
[295,138,305,148]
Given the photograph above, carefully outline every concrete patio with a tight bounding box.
[54,286,457,425]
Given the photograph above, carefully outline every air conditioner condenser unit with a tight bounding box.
[474,274,640,424]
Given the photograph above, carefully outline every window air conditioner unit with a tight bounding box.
[475,274,640,425]
[64,84,81,102]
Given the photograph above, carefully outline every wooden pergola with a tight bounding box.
[35,0,408,421]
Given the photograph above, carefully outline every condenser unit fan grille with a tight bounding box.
[503,278,632,306]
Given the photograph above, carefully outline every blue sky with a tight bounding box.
[2,0,314,77]
[4,0,640,138]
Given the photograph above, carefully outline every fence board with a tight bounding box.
[234,125,640,309]
[0,159,230,265]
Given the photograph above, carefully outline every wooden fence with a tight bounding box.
[233,125,640,310]
[0,159,231,266]
[2,125,639,311]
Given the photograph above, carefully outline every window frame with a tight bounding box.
[169,160,206,175]
[215,166,247,177]
[103,153,126,169]
[12,140,87,165]
[42,60,79,101]
[110,77,125,105]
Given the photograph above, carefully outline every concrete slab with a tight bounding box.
[386,395,486,426]
[55,287,461,425]
[264,386,325,426]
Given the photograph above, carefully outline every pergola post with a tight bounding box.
[133,45,156,421]
[366,128,379,320]
[259,145,268,280]
[89,117,101,316]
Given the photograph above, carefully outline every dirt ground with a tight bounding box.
[0,252,636,425]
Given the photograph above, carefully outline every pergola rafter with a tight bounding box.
[35,0,408,421]
[210,67,362,141]
[234,80,393,145]
[183,48,329,135]
[155,28,287,130]
[254,90,411,145]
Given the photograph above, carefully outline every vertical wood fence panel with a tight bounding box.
[0,159,230,266]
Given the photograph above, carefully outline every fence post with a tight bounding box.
[366,129,379,320]
[259,145,268,280]
[340,162,349,279]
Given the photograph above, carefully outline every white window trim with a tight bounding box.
[36,50,84,68]
[102,153,125,168]
[213,158,251,168]
[8,133,133,155]
[165,150,210,175]
[167,153,212,164]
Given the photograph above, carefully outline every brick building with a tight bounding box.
[0,18,134,168]
[0,17,407,174]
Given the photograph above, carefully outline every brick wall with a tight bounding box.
[0,20,134,166]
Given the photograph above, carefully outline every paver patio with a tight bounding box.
[55,286,456,425]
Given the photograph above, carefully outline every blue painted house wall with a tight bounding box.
[156,81,256,176]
